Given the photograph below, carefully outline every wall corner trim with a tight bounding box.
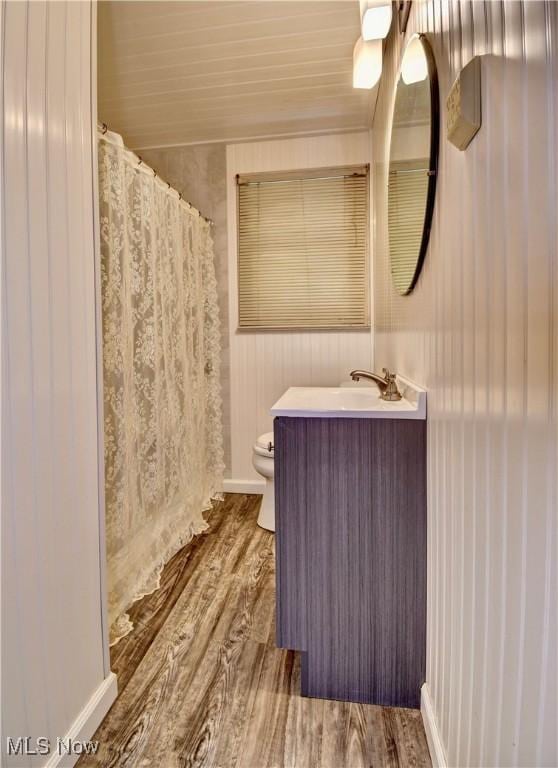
[421,683,447,768]
[223,478,265,494]
[44,673,118,768]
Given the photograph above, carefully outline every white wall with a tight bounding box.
[373,2,557,766]
[390,124,430,162]
[226,132,373,485]
[1,3,115,766]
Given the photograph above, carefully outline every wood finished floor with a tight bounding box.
[79,494,432,768]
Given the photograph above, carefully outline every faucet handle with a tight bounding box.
[381,368,402,401]
[382,367,396,381]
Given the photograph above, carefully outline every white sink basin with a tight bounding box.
[271,376,426,420]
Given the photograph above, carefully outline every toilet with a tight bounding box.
[252,432,275,531]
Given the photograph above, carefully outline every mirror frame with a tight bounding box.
[390,33,440,295]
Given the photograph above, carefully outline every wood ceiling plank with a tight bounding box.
[105,27,359,75]
[127,119,367,150]
[123,106,368,140]
[99,44,355,96]
[98,0,373,147]
[100,1,351,41]
[107,8,360,58]
[100,74,356,118]
[110,94,369,135]
[99,60,353,103]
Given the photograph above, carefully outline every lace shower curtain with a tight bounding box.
[98,130,224,644]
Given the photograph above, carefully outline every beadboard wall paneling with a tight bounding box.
[373,2,557,766]
[227,132,373,483]
[1,2,115,765]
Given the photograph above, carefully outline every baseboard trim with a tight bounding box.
[44,672,117,768]
[223,478,265,494]
[421,683,447,768]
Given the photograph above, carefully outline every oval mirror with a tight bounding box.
[388,34,439,295]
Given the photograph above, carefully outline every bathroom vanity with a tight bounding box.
[272,379,426,708]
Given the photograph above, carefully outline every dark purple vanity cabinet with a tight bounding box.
[274,416,427,708]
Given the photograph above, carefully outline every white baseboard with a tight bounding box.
[44,672,117,768]
[421,683,447,768]
[223,478,265,494]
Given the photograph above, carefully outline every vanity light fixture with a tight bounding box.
[353,37,382,89]
[361,3,392,40]
[401,35,428,84]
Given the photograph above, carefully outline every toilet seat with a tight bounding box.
[252,432,275,531]
[253,432,274,458]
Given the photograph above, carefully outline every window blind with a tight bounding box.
[237,166,369,330]
[388,159,429,295]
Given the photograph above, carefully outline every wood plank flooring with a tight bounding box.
[79,494,432,768]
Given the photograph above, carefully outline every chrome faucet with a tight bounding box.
[349,368,402,401]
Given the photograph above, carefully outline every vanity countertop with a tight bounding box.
[271,376,426,420]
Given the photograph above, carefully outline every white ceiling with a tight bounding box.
[98,1,375,149]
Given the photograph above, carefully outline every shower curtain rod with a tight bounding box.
[98,123,214,226]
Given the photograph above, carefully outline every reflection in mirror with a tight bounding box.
[388,35,439,295]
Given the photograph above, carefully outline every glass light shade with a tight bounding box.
[353,37,382,89]
[401,36,428,84]
[361,4,392,40]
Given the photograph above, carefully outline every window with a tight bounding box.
[236,165,370,330]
